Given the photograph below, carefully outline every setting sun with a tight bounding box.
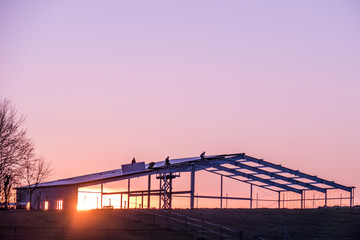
[77,191,129,210]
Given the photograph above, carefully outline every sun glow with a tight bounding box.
[77,191,130,210]
[77,192,101,210]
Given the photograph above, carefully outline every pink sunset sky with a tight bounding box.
[1,1,360,204]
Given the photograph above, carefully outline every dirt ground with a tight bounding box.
[0,207,359,240]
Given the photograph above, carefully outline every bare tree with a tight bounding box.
[0,98,51,209]
[22,156,52,209]
[1,167,21,209]
[0,99,29,209]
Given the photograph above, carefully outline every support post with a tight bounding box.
[340,193,342,206]
[324,190,327,207]
[128,179,130,209]
[120,194,123,209]
[220,175,223,209]
[141,192,144,209]
[169,176,173,208]
[159,178,162,209]
[163,174,166,208]
[148,175,151,209]
[190,164,195,209]
[301,191,304,209]
[250,184,253,209]
[100,183,103,209]
[283,193,285,208]
[278,191,281,209]
[350,188,354,207]
[353,188,355,207]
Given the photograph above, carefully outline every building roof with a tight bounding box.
[19,153,353,194]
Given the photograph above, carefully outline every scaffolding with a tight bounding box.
[156,173,179,209]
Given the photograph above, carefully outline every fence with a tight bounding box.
[133,210,243,240]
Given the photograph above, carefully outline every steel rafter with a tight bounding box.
[242,155,352,192]
[210,163,303,194]
[229,160,326,193]
[201,153,351,194]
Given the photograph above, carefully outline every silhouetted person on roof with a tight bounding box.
[200,151,206,160]
[165,156,170,166]
[148,162,155,169]
[131,158,136,164]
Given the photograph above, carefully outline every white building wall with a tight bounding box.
[16,185,78,210]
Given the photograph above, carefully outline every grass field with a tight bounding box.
[0,207,359,240]
[172,207,360,239]
[0,209,191,240]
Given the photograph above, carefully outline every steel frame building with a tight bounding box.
[16,153,355,210]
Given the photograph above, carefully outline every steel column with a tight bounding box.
[141,192,144,209]
[250,184,253,209]
[159,178,162,209]
[128,179,130,209]
[148,174,151,209]
[190,164,195,209]
[120,193,123,209]
[353,188,355,207]
[100,183,103,209]
[220,175,223,209]
[278,192,281,209]
[324,190,327,207]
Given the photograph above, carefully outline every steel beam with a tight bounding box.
[194,195,251,200]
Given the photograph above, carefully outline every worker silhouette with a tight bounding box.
[165,156,170,166]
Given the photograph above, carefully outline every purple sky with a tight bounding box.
[1,1,360,204]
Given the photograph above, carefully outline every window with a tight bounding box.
[56,200,63,210]
[44,201,49,210]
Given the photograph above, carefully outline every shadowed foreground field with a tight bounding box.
[0,207,359,240]
[0,210,191,240]
[173,207,360,239]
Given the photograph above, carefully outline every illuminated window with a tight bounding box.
[56,200,63,210]
[44,201,49,210]
[26,202,30,210]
